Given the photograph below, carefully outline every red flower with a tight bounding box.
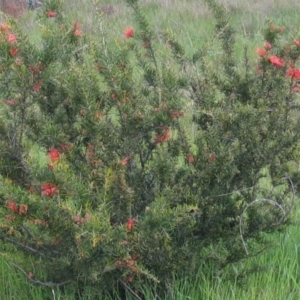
[170,110,184,120]
[95,64,102,72]
[125,276,134,283]
[5,215,15,222]
[41,183,58,197]
[268,55,285,67]
[121,156,131,166]
[294,39,300,47]
[0,23,9,32]
[3,99,16,106]
[255,48,267,57]
[48,148,60,163]
[293,85,300,93]
[73,21,82,36]
[46,11,57,18]
[264,41,272,50]
[19,204,28,215]
[85,143,94,159]
[7,201,18,213]
[59,142,73,152]
[155,127,171,144]
[28,186,35,193]
[30,219,48,226]
[270,23,285,33]
[29,63,44,76]
[286,68,300,80]
[72,215,84,225]
[124,27,134,39]
[208,153,216,162]
[9,47,19,57]
[187,155,195,164]
[126,219,135,231]
[8,33,16,44]
[33,81,42,92]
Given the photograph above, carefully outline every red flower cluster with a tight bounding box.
[265,41,272,50]
[126,218,135,231]
[85,143,94,159]
[29,218,48,226]
[170,110,184,120]
[255,35,286,67]
[187,155,195,164]
[268,55,285,67]
[208,153,216,162]
[293,85,300,93]
[48,148,60,163]
[294,39,300,47]
[46,11,57,18]
[41,183,58,197]
[115,256,138,275]
[255,41,272,57]
[0,23,9,33]
[0,24,20,57]
[59,142,73,152]
[72,215,84,226]
[7,201,18,213]
[29,62,44,76]
[33,81,42,92]
[286,68,300,80]
[121,156,131,166]
[3,99,16,106]
[124,27,134,39]
[9,47,18,57]
[255,48,267,57]
[73,21,82,37]
[8,33,16,44]
[155,127,171,144]
[7,201,28,215]
[270,23,285,33]
[28,186,35,193]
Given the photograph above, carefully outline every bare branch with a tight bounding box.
[119,279,143,300]
[0,234,56,260]
[11,262,72,288]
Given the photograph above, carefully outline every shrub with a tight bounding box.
[0,0,298,298]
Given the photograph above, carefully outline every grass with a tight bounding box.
[1,0,300,299]
[2,220,300,299]
[182,226,300,300]
[0,254,53,299]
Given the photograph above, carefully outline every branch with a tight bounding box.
[239,198,286,255]
[118,279,143,300]
[11,262,72,288]
[0,234,56,260]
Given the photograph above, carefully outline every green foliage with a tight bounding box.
[0,0,298,298]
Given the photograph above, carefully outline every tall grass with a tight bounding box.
[0,254,53,299]
[172,223,300,300]
[2,221,300,299]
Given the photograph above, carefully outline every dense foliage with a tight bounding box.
[0,0,298,298]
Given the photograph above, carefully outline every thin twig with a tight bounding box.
[11,262,71,287]
[239,198,286,255]
[119,279,143,300]
[0,235,56,260]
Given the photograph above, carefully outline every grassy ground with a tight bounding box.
[1,0,300,299]
[1,219,300,299]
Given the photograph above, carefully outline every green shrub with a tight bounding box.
[0,0,298,298]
